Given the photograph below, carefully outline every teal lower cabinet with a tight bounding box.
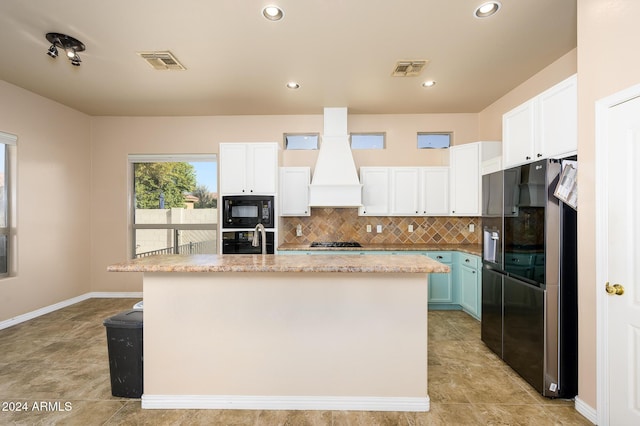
[458,253,481,320]
[425,252,454,306]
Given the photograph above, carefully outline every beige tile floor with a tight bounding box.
[0,298,591,425]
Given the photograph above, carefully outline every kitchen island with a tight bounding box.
[108,254,449,412]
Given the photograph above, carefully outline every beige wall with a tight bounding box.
[0,81,91,322]
[575,0,640,410]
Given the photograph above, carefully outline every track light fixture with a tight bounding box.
[45,32,85,66]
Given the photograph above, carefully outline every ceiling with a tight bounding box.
[0,0,576,117]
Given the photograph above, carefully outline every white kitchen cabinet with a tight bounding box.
[359,167,389,215]
[503,74,577,168]
[360,167,449,216]
[538,74,577,159]
[420,167,449,215]
[390,167,420,215]
[503,99,536,168]
[219,142,278,194]
[279,167,310,216]
[449,141,501,216]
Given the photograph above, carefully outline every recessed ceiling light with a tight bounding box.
[286,81,300,89]
[263,5,284,21]
[422,80,436,88]
[474,1,501,18]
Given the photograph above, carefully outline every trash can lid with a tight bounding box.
[103,309,143,328]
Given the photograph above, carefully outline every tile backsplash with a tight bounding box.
[281,208,480,245]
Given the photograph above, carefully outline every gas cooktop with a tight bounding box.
[310,241,362,248]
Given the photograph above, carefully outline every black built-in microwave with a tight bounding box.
[222,195,274,228]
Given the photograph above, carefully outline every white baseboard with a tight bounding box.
[0,292,143,331]
[86,291,143,299]
[141,395,430,412]
[575,397,597,425]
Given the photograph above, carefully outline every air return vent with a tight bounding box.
[137,51,186,70]
[391,60,429,77]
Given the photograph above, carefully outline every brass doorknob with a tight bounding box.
[605,282,625,295]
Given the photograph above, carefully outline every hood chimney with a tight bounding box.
[308,108,363,207]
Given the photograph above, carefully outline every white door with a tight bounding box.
[449,143,480,216]
[597,88,640,425]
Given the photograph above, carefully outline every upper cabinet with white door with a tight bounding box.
[359,167,390,216]
[279,167,310,216]
[420,167,449,215]
[219,142,278,194]
[360,166,449,216]
[449,141,501,216]
[503,74,577,168]
[390,167,421,215]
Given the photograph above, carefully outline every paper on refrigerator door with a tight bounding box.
[554,160,578,210]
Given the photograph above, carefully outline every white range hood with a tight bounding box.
[308,107,363,207]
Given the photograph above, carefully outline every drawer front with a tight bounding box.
[426,252,453,263]
[459,254,479,269]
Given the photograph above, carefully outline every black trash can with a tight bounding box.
[103,309,143,398]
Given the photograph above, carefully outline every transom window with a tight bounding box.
[417,132,452,149]
[351,133,385,150]
[284,133,319,150]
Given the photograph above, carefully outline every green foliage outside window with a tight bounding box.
[192,185,217,208]
[134,162,196,209]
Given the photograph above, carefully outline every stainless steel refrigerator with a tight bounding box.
[481,158,577,398]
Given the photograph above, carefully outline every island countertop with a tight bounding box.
[107,253,450,274]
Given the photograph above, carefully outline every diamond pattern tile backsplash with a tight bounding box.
[281,208,480,245]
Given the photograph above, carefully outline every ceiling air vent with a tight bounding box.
[137,51,186,71]
[391,60,429,77]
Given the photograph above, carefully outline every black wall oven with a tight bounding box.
[221,231,275,254]
[222,195,274,229]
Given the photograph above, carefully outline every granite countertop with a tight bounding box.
[107,254,450,274]
[277,243,482,256]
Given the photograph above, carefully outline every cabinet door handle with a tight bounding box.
[526,156,531,160]
[436,255,443,260]
[537,153,543,158]
[465,259,470,263]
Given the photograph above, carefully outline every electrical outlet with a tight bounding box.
[469,223,475,233]
[408,225,414,232]
[366,225,372,233]
[376,225,382,233]
[296,224,303,237]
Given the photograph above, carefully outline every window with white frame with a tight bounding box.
[417,132,452,149]
[0,131,16,277]
[284,133,319,150]
[350,133,385,150]
[129,154,218,259]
